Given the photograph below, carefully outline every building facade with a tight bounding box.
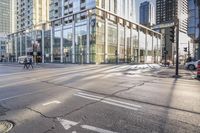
[139,1,155,27]
[188,0,200,60]
[16,0,50,31]
[8,0,162,64]
[154,0,189,62]
[0,0,13,59]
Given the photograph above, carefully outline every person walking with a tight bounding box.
[28,58,33,69]
[23,58,28,69]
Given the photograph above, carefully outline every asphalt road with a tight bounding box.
[0,64,200,133]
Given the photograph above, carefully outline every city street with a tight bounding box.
[0,63,200,133]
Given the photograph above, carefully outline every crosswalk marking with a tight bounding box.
[74,92,141,111]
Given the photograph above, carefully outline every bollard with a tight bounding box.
[197,61,200,79]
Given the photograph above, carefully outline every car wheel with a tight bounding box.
[188,64,195,70]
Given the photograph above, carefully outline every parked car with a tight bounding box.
[18,56,33,64]
[185,60,200,70]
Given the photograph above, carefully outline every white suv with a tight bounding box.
[185,60,200,70]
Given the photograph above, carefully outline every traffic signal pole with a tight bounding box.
[175,19,179,77]
[164,35,167,67]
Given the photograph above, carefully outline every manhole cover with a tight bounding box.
[0,121,14,133]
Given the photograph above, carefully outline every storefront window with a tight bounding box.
[107,22,117,63]
[119,24,125,63]
[44,30,51,63]
[139,28,146,63]
[63,28,73,63]
[22,36,26,56]
[75,24,87,64]
[147,32,153,63]
[53,30,61,62]
[17,36,20,58]
[96,18,105,64]
[132,27,139,63]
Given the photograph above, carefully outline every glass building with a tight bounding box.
[188,0,200,59]
[139,1,155,27]
[8,0,162,64]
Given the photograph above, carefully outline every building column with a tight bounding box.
[156,36,159,63]
[124,26,127,63]
[72,21,75,63]
[42,25,45,63]
[138,27,140,63]
[50,26,54,63]
[25,33,27,56]
[86,18,90,64]
[20,34,22,56]
[105,19,108,63]
[15,35,17,62]
[152,33,154,63]
[130,27,133,62]
[60,22,64,63]
[117,23,120,63]
[145,30,148,63]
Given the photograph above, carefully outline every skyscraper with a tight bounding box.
[156,0,188,33]
[16,0,50,31]
[0,0,12,59]
[139,1,155,27]
[188,0,200,59]
[154,0,189,62]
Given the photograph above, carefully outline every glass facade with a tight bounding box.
[9,1,161,64]
[188,0,200,59]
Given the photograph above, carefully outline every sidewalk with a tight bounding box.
[154,67,197,80]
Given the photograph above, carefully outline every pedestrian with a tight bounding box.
[23,58,28,69]
[28,57,33,69]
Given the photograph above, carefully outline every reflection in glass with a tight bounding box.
[53,30,61,62]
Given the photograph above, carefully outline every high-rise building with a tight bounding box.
[139,1,155,27]
[154,0,189,62]
[188,0,200,60]
[0,0,12,59]
[16,0,50,31]
[9,0,162,64]
[0,0,11,35]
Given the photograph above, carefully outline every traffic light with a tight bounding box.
[184,47,187,52]
[169,26,175,43]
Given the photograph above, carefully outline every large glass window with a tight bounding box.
[63,28,73,63]
[146,33,153,63]
[53,30,61,62]
[139,28,146,63]
[90,17,96,63]
[119,24,125,63]
[44,30,51,63]
[107,22,117,63]
[96,18,105,64]
[22,36,26,56]
[17,36,20,58]
[75,24,87,64]
[126,24,131,63]
[131,26,139,63]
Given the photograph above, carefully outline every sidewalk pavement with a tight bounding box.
[154,67,198,80]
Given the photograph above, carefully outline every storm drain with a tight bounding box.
[0,120,14,133]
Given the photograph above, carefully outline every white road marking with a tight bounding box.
[42,100,61,106]
[57,118,118,133]
[81,125,118,133]
[74,92,141,111]
[77,92,141,108]
[57,118,78,130]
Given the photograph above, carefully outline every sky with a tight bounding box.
[135,0,156,23]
